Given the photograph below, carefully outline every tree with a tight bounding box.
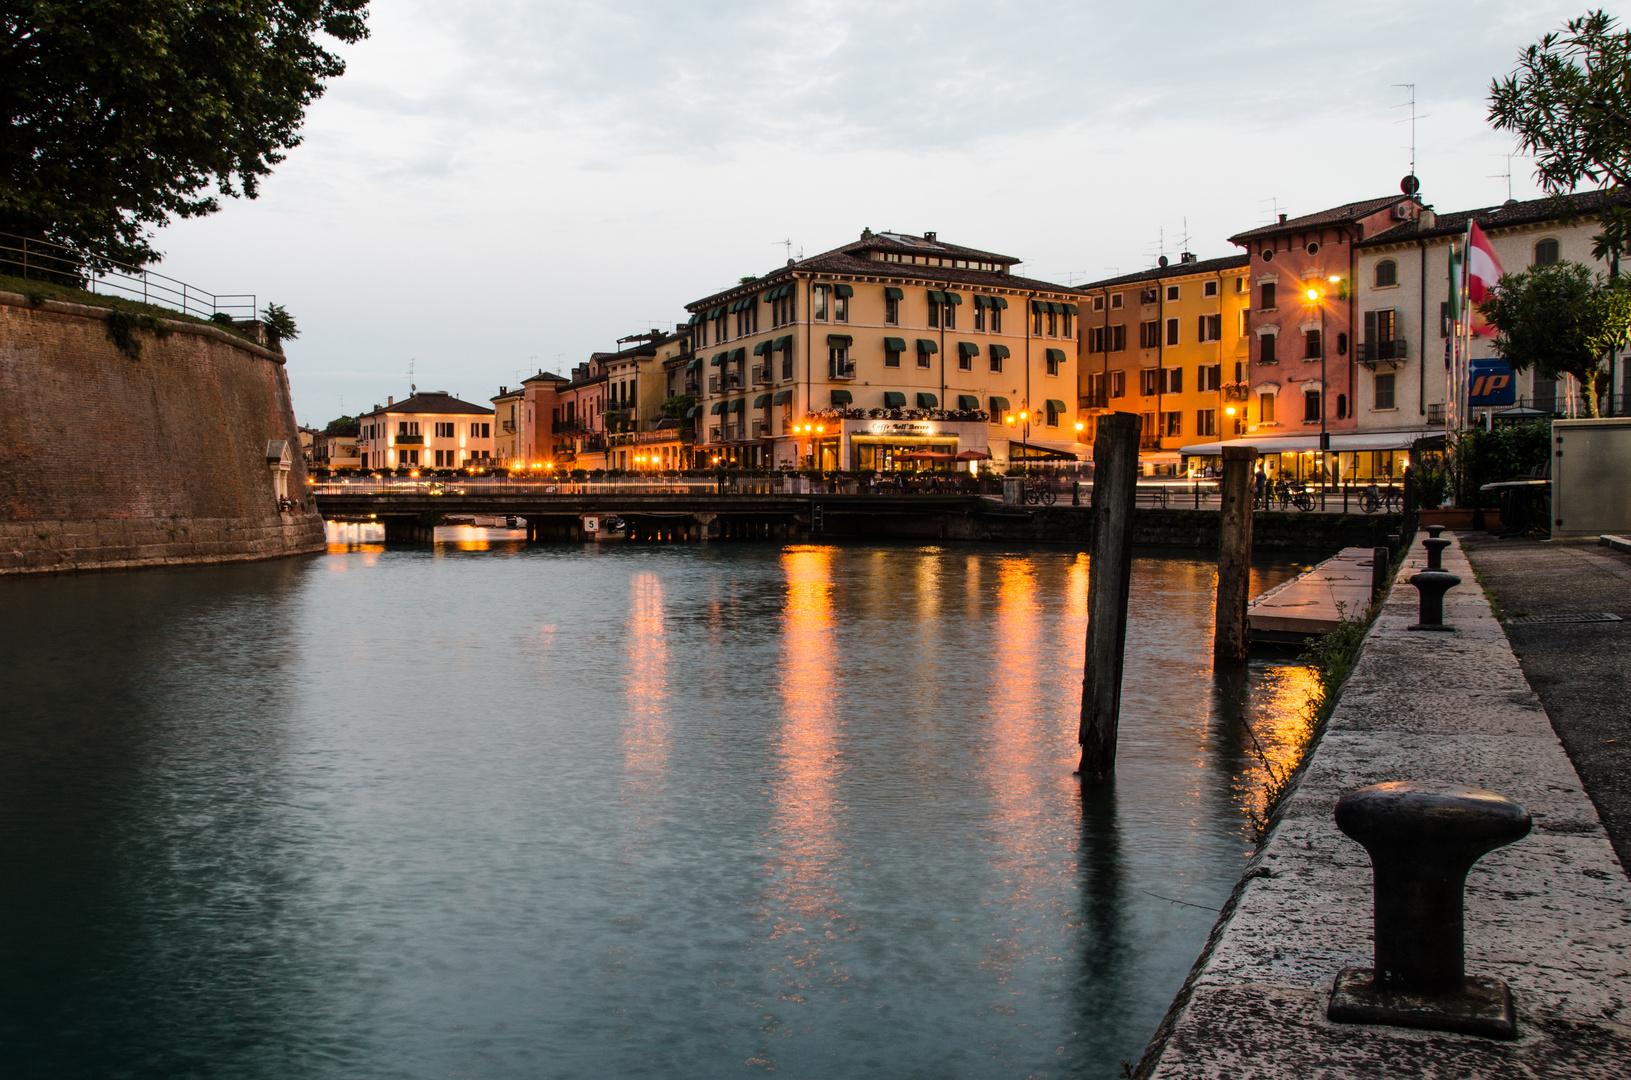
[261,301,298,350]
[1,2,369,269]
[324,414,358,436]
[1489,10,1631,261]
[1479,262,1631,416]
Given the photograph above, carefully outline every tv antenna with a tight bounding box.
[1179,216,1192,255]
[407,357,416,395]
[1259,196,1284,224]
[774,238,793,262]
[1393,83,1428,182]
[1489,153,1515,201]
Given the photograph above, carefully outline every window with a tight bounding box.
[1140,368,1159,396]
[433,422,453,437]
[1047,310,1058,335]
[1200,364,1222,391]
[813,285,830,320]
[1375,372,1396,410]
[1534,238,1560,265]
[1198,313,1221,342]
[1161,366,1183,394]
[828,346,851,378]
[1166,318,1179,346]
[1061,310,1072,337]
[1305,329,1322,359]
[1109,324,1126,351]
[885,346,901,368]
[1365,309,1397,354]
[1337,393,1348,419]
[1197,408,1217,436]
[834,293,849,322]
[1140,321,1160,349]
[1375,259,1398,287]
[1111,293,1123,309]
[1032,307,1044,334]
[1045,402,1061,427]
[1046,351,1061,376]
[944,300,956,330]
[1260,282,1276,310]
[782,353,794,380]
[990,305,1002,333]
[929,299,940,328]
[1236,276,1246,293]
[1260,393,1276,424]
[974,304,985,331]
[1304,390,1321,422]
[959,350,973,373]
[1240,309,1251,336]
[401,449,419,466]
[1088,326,1107,353]
[1086,371,1106,405]
[1110,370,1126,397]
[1166,285,1180,301]
[1092,295,1105,311]
[1260,332,1277,364]
[917,348,931,369]
[1162,410,1182,436]
[1204,280,1219,297]
[885,295,899,324]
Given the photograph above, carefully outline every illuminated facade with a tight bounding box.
[355,391,495,472]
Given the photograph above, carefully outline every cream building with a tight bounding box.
[1352,188,1631,440]
[685,230,1083,471]
[356,390,496,472]
[491,385,524,467]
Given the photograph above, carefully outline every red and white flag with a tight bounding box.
[1466,221,1504,337]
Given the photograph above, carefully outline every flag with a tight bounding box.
[1448,245,1462,323]
[1466,220,1504,337]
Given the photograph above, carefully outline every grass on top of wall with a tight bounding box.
[0,272,250,336]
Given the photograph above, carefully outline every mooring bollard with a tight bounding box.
[1409,532,1460,631]
[1329,781,1532,1038]
[1370,545,1390,601]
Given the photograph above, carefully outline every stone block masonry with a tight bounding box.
[1135,531,1631,1078]
[0,293,324,574]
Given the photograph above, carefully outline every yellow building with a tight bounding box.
[1077,254,1252,473]
[686,229,1084,471]
[355,390,496,473]
[490,385,524,467]
[603,327,693,471]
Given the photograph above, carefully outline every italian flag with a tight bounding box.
[1465,220,1503,337]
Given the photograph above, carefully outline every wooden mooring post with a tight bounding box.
[1213,445,1257,663]
[1079,412,1142,782]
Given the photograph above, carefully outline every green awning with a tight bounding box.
[772,389,793,405]
[943,291,963,305]
[686,405,701,418]
[989,396,1010,412]
[728,299,741,313]
[1046,399,1068,413]
[827,334,853,347]
[991,296,1008,309]
[1046,348,1067,362]
[711,401,728,414]
[753,341,769,355]
[883,337,906,352]
[916,338,938,354]
[957,394,981,411]
[989,344,1011,360]
[974,295,990,308]
[1032,300,1047,313]
[774,335,793,351]
[710,306,724,319]
[927,289,946,304]
[884,287,904,300]
[957,341,979,358]
[687,356,701,371]
[753,394,771,408]
[688,313,699,325]
[917,393,939,408]
[1063,303,1080,315]
[883,392,906,408]
[831,389,853,405]
[730,348,745,363]
[834,284,854,298]
[730,398,745,413]
[710,352,726,366]
[1049,301,1064,314]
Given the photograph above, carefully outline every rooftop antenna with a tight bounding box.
[1179,216,1192,254]
[1489,153,1515,201]
[1393,83,1428,185]
[1259,196,1284,225]
[773,238,793,262]
[407,357,416,395]
[1148,226,1167,268]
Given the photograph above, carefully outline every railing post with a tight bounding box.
[1214,445,1257,664]
[1078,411,1142,782]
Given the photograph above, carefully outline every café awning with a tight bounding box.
[831,389,853,405]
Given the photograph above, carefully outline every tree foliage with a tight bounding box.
[261,301,298,351]
[1479,261,1631,416]
[324,414,358,436]
[1489,10,1631,260]
[1,2,369,268]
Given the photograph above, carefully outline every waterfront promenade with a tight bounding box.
[1137,531,1631,1077]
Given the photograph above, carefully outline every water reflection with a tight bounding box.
[622,572,671,830]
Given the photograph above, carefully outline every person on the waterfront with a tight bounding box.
[1254,466,1266,508]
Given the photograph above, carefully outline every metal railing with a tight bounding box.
[0,231,255,321]
[1358,338,1409,363]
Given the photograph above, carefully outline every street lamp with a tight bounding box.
[1306,284,1330,485]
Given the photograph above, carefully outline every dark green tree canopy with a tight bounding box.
[1479,261,1631,416]
[1489,10,1631,259]
[1,1,369,268]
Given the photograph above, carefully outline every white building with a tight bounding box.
[356,391,496,472]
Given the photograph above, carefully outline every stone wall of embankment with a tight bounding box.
[0,293,325,575]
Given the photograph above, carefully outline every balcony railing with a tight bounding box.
[752,365,772,384]
[1082,391,1108,409]
[393,434,424,445]
[829,360,855,380]
[1221,382,1252,402]
[1358,338,1409,364]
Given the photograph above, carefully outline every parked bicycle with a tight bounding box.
[1357,483,1402,514]
[1023,477,1057,506]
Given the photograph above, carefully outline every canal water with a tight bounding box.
[0,531,1316,1079]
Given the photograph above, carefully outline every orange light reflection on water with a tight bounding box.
[762,546,850,1019]
[621,572,670,824]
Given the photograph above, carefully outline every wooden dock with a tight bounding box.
[1248,547,1378,644]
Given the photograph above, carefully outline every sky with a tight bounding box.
[148,0,1599,426]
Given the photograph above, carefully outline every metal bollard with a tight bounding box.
[1423,537,1451,571]
[1409,535,1459,630]
[1426,524,1446,539]
[1329,781,1531,1038]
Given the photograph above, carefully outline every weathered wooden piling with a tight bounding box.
[1213,445,1257,663]
[1079,411,1142,782]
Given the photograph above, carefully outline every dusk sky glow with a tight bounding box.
[147,0,1594,424]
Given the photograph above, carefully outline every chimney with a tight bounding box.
[1181,251,1196,264]
[1278,213,1287,224]
[924,231,937,242]
[388,395,394,406]
[1420,207,1437,229]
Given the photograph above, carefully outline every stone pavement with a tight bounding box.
[1136,531,1631,1078]
[1461,534,1631,872]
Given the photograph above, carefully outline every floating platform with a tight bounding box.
[1248,547,1379,644]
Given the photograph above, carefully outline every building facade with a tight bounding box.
[355,391,495,472]
[685,230,1083,471]
[491,385,524,467]
[602,328,692,471]
[518,370,569,470]
[1076,253,1252,472]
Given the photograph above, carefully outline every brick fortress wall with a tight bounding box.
[0,293,325,575]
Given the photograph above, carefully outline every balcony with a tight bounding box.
[752,365,772,384]
[393,433,424,445]
[501,420,515,432]
[1358,338,1409,367]
[1221,382,1251,402]
[720,373,743,390]
[1082,391,1108,409]
[828,360,855,380]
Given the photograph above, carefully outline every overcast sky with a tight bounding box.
[151,0,1594,425]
